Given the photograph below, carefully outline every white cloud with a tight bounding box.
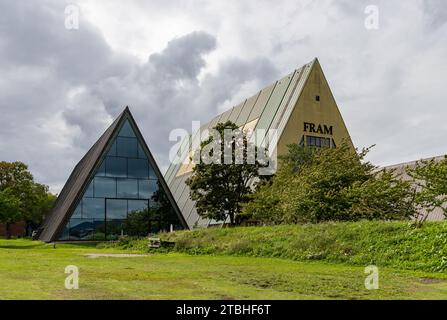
[0,0,446,193]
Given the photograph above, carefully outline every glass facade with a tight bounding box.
[59,119,183,241]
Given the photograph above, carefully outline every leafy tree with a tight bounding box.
[408,157,447,221]
[0,161,55,233]
[243,143,416,224]
[186,121,267,225]
[0,188,22,239]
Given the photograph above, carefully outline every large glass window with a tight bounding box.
[117,179,138,199]
[69,218,94,240]
[106,199,127,220]
[72,202,82,218]
[128,200,148,214]
[148,164,157,179]
[60,116,183,241]
[138,179,157,199]
[128,158,149,178]
[137,143,146,159]
[106,156,127,177]
[94,177,116,198]
[95,161,106,177]
[82,197,104,219]
[85,181,94,197]
[118,120,136,138]
[117,137,138,158]
[107,140,117,156]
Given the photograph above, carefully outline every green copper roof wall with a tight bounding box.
[235,92,260,126]
[254,72,294,139]
[228,100,246,123]
[268,67,305,132]
[247,83,276,122]
[275,62,314,147]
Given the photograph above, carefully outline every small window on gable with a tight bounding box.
[316,95,320,102]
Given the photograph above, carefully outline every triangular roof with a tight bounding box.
[38,107,187,242]
[164,58,353,228]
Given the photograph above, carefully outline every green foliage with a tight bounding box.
[160,221,447,273]
[186,121,266,225]
[0,161,56,232]
[408,157,447,219]
[0,188,22,238]
[243,143,416,223]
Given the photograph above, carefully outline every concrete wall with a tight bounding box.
[277,60,354,157]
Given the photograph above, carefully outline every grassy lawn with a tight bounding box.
[0,239,446,300]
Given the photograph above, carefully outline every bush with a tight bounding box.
[242,143,416,224]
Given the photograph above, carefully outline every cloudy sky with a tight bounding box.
[0,0,446,193]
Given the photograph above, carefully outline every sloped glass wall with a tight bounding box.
[59,119,183,240]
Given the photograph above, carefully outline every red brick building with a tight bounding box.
[0,221,26,237]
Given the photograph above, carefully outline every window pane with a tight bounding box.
[128,200,148,214]
[94,177,116,198]
[117,179,138,199]
[117,137,138,158]
[137,143,147,159]
[95,160,106,177]
[106,199,127,219]
[93,219,106,240]
[82,197,105,219]
[138,179,157,199]
[85,180,94,197]
[59,224,70,240]
[106,156,127,177]
[107,140,117,156]
[106,219,125,240]
[68,218,94,240]
[128,158,149,178]
[148,164,157,179]
[118,120,136,138]
[72,202,82,218]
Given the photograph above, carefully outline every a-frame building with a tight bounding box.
[164,58,354,228]
[38,107,187,242]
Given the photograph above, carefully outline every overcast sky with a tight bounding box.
[0,0,446,193]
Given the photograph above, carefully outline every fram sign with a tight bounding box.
[303,122,333,135]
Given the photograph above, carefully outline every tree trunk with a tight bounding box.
[5,222,11,239]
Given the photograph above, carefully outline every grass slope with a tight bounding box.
[150,221,447,273]
[0,239,446,299]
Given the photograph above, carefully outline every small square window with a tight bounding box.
[316,95,320,102]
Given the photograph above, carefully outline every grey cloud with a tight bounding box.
[0,1,279,193]
[148,31,217,80]
[1,0,446,194]
[423,0,447,28]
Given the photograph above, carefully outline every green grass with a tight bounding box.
[0,238,446,299]
[147,220,447,273]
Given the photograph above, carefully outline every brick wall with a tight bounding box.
[0,221,26,237]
